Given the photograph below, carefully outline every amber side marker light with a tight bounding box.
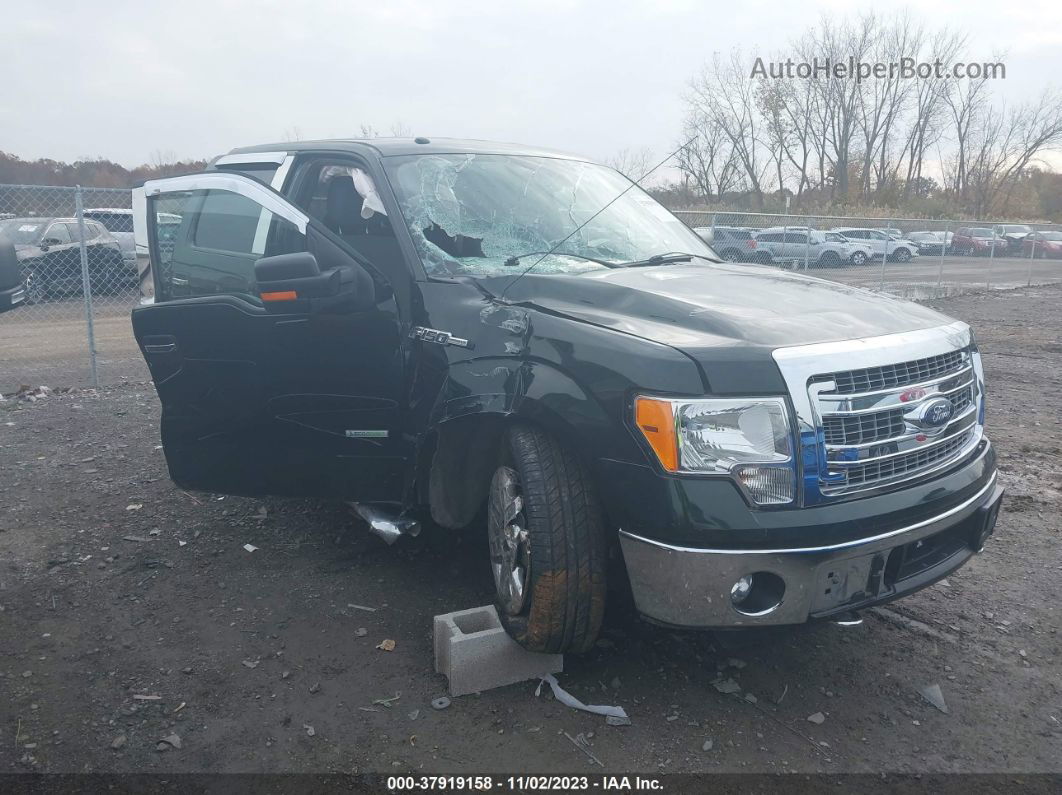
[261,290,298,302]
[634,397,678,472]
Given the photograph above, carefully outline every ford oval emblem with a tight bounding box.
[912,397,954,431]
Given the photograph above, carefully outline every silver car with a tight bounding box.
[831,227,920,262]
[752,228,873,267]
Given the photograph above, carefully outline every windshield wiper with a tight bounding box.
[503,252,619,268]
[614,252,703,268]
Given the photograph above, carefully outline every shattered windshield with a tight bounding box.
[383,154,715,277]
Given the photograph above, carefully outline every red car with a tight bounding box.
[952,227,1006,256]
[1021,231,1062,258]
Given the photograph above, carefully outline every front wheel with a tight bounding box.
[487,425,606,654]
[22,271,46,304]
[819,251,841,268]
[850,251,868,266]
[892,248,912,262]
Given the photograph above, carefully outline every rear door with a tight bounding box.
[132,172,409,501]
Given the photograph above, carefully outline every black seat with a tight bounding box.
[323,176,363,235]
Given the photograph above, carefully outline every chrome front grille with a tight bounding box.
[825,350,966,394]
[772,322,986,505]
[822,383,974,446]
[843,428,975,487]
[823,408,905,445]
[813,347,980,495]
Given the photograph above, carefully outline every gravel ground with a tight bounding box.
[0,284,1060,775]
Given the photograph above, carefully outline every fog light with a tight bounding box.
[730,575,753,605]
[736,465,794,505]
[729,571,786,617]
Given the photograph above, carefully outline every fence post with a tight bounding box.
[75,186,99,388]
[986,225,997,292]
[803,211,811,271]
[937,222,949,292]
[1027,227,1036,287]
[879,219,890,291]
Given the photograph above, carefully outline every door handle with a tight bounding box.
[143,334,177,354]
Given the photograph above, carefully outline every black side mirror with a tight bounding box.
[254,252,371,312]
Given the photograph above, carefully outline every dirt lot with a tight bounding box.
[1,285,1060,776]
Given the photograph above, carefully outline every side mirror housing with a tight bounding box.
[254,252,373,312]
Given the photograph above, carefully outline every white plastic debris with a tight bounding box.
[536,674,629,725]
[243,544,258,553]
[920,683,949,714]
[712,678,742,695]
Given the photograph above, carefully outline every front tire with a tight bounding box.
[487,425,606,654]
[850,251,868,266]
[892,247,912,262]
[22,271,46,304]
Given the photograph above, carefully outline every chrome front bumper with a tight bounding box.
[618,472,1003,628]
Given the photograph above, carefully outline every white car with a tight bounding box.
[831,227,920,262]
[82,208,136,266]
[752,228,874,267]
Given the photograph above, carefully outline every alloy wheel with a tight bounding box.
[488,466,531,616]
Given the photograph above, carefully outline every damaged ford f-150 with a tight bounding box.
[131,138,1003,654]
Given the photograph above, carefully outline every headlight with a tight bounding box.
[634,396,796,505]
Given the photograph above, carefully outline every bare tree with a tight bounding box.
[604,147,654,181]
[962,90,1062,215]
[688,51,768,207]
[858,13,922,197]
[898,30,966,200]
[943,75,992,202]
[674,110,741,200]
[811,14,877,200]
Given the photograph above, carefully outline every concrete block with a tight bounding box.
[434,605,563,697]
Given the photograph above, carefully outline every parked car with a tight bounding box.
[0,235,26,311]
[692,226,759,262]
[130,137,1002,653]
[1021,230,1062,258]
[951,227,1006,256]
[908,231,953,256]
[0,217,132,302]
[82,208,136,266]
[750,228,873,267]
[994,224,1032,252]
[831,227,919,262]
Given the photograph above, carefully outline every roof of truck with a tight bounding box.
[226,137,593,162]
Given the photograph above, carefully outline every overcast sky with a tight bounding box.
[3,0,1061,169]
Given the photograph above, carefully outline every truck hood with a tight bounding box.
[496,261,955,350]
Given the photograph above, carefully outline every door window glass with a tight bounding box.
[293,159,404,285]
[151,188,306,302]
[43,224,72,244]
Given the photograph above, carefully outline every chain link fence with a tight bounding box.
[3,181,1062,392]
[0,184,148,392]
[672,210,1062,300]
